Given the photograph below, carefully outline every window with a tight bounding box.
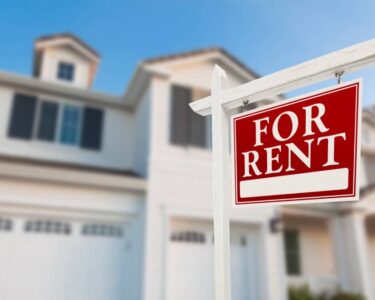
[37,101,58,141]
[170,231,206,243]
[7,93,104,151]
[60,104,81,145]
[57,62,75,81]
[24,219,71,235]
[80,107,104,150]
[170,85,209,148]
[8,93,37,139]
[0,218,13,232]
[284,229,301,275]
[82,224,123,238]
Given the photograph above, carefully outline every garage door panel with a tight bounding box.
[0,217,129,300]
[167,222,259,300]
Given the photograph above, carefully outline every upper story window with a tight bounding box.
[57,62,75,82]
[283,229,301,276]
[170,85,210,149]
[60,104,81,145]
[37,101,58,141]
[8,93,104,151]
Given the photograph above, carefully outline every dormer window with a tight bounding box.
[57,62,75,82]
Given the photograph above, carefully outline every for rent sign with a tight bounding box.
[232,80,361,205]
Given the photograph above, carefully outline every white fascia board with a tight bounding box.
[0,71,129,110]
[191,38,375,116]
[35,38,100,62]
[0,160,147,193]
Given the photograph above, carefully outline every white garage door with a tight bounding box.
[167,219,259,300]
[0,216,129,300]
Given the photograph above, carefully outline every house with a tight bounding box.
[0,33,374,300]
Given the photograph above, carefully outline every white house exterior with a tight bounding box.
[0,33,374,300]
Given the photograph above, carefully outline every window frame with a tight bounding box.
[57,61,75,82]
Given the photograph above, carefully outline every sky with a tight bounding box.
[1,0,375,106]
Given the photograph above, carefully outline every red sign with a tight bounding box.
[232,80,361,205]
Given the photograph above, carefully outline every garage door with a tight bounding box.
[0,216,129,300]
[167,219,259,300]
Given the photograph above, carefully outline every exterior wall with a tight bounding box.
[284,216,337,293]
[0,162,146,300]
[40,46,92,88]
[0,84,134,171]
[132,87,151,177]
[361,122,375,186]
[143,60,286,300]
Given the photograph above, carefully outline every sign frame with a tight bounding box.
[231,79,362,207]
[189,38,375,300]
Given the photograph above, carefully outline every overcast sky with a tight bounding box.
[1,0,375,106]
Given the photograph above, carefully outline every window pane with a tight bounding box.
[283,230,301,275]
[189,111,206,148]
[80,107,104,150]
[8,93,37,139]
[60,105,81,145]
[57,62,75,81]
[37,101,58,141]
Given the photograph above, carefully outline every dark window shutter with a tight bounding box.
[8,94,37,139]
[80,107,104,150]
[37,101,58,141]
[283,230,301,275]
[189,110,206,148]
[170,85,191,146]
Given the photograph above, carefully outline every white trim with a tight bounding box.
[0,159,147,192]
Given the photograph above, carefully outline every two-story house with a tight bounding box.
[0,33,375,300]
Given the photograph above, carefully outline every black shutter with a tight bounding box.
[37,101,58,141]
[80,107,104,150]
[8,93,37,139]
[283,230,301,275]
[189,111,206,148]
[170,85,191,146]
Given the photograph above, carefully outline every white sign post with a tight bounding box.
[190,38,375,300]
[211,65,231,300]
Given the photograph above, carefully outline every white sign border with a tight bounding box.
[231,78,363,207]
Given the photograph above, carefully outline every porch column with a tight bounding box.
[329,210,373,299]
[260,218,288,300]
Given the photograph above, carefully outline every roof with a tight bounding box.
[143,47,260,79]
[35,33,100,58]
[0,71,127,110]
[360,183,375,197]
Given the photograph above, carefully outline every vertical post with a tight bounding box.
[211,65,231,300]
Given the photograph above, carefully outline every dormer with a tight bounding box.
[33,33,100,89]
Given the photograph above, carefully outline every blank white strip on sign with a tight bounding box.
[240,168,349,198]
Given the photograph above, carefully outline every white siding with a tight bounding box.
[132,87,151,177]
[143,60,285,300]
[0,84,133,170]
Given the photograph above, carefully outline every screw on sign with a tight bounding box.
[232,80,361,205]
